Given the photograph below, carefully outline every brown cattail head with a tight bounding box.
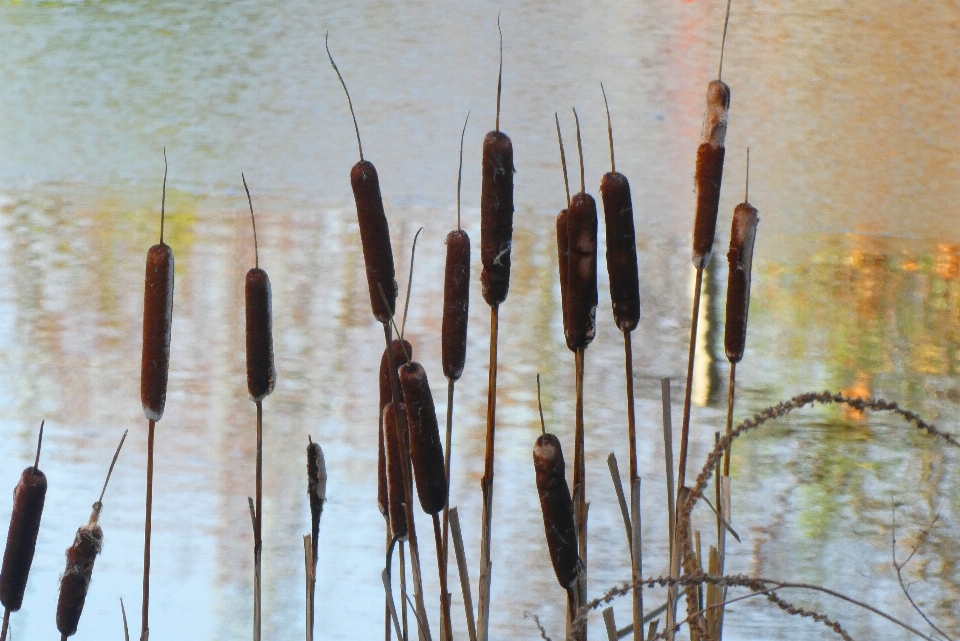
[724,202,759,363]
[306,438,327,568]
[600,172,640,333]
[533,433,579,589]
[398,362,447,515]
[564,192,598,351]
[55,505,104,638]
[691,144,726,269]
[692,80,731,269]
[378,339,411,517]
[382,402,408,541]
[141,242,174,421]
[0,467,47,612]
[480,130,514,307]
[245,268,276,402]
[351,160,398,323]
[442,230,471,381]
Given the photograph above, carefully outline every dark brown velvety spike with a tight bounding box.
[724,202,760,364]
[480,130,514,307]
[565,193,598,351]
[141,243,174,421]
[600,172,640,333]
[398,362,447,515]
[692,144,726,268]
[533,434,580,589]
[56,522,103,637]
[245,268,276,402]
[351,160,397,323]
[556,209,570,343]
[442,230,471,381]
[0,467,47,612]
[383,402,409,541]
[378,340,411,517]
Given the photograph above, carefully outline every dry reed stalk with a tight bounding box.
[477,19,514,641]
[449,507,478,641]
[659,378,678,641]
[0,422,47,641]
[57,430,127,640]
[140,152,175,641]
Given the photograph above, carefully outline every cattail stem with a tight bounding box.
[382,322,432,641]
[440,380,455,641]
[660,378,678,641]
[1,608,8,641]
[254,401,263,641]
[623,332,637,482]
[399,542,408,641]
[477,305,499,641]
[142,419,155,639]
[677,266,704,491]
[384,529,392,641]
[573,347,586,567]
[723,363,736,477]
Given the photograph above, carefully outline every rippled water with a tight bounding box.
[1,2,959,640]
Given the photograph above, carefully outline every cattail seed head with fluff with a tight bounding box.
[398,362,447,515]
[306,437,327,568]
[724,202,759,363]
[56,506,104,637]
[382,402,409,541]
[691,80,731,269]
[0,423,47,613]
[533,433,580,589]
[441,230,470,381]
[378,339,411,517]
[56,429,125,638]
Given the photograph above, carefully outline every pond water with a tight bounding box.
[0,1,958,640]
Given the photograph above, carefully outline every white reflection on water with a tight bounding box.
[1,2,959,640]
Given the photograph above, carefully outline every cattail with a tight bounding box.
[382,402,409,541]
[533,433,579,589]
[0,423,46,618]
[326,34,397,323]
[140,152,174,638]
[141,242,174,421]
[399,362,447,515]
[56,430,126,640]
[598,85,640,332]
[480,129,514,307]
[243,175,276,402]
[564,192,598,351]
[306,438,327,566]
[691,80,730,269]
[378,339,411,517]
[724,202,759,364]
[442,231,470,381]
